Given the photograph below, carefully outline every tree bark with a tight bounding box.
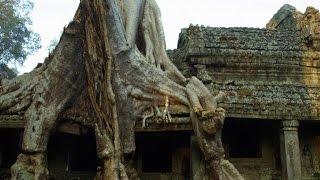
[0,0,243,179]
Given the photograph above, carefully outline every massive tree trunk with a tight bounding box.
[0,0,243,179]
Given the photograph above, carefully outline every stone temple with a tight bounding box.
[1,4,320,180]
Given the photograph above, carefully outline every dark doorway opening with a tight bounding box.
[48,131,97,179]
[140,135,172,173]
[223,119,263,158]
[0,129,22,168]
[135,131,190,179]
[0,129,22,180]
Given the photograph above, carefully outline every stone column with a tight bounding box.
[280,120,302,180]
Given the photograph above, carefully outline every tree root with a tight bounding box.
[11,153,49,180]
[0,0,243,179]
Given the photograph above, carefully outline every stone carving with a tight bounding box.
[0,0,242,179]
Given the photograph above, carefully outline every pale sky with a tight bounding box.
[18,0,320,74]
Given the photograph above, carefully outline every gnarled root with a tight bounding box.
[1,0,243,179]
[186,77,243,179]
[221,160,244,180]
[191,107,226,179]
[11,153,49,180]
[94,124,132,180]
[193,108,244,180]
[95,159,128,180]
[123,159,139,180]
[0,70,41,115]
[3,19,85,180]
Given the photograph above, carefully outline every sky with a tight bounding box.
[18,0,320,74]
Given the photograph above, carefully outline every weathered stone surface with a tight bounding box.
[266,4,302,30]
[1,3,319,180]
[171,9,320,121]
[280,120,302,180]
[267,4,320,51]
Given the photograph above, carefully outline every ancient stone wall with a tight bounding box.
[170,24,320,121]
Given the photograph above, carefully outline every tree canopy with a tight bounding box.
[0,0,40,65]
[0,63,17,79]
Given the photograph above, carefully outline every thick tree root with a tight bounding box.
[186,77,243,179]
[11,153,49,180]
[0,0,243,179]
[221,160,244,180]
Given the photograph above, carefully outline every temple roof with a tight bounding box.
[172,24,320,121]
[179,27,304,52]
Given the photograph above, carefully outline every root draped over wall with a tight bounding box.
[0,0,243,179]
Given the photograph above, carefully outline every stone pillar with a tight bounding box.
[280,120,302,180]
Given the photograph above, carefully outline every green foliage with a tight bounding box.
[0,63,17,79]
[0,0,41,65]
[47,38,59,53]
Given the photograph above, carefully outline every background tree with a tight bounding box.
[0,0,41,65]
[47,38,59,53]
[0,63,17,79]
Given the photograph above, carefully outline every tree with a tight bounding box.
[0,0,41,65]
[47,38,59,53]
[0,0,243,179]
[0,63,17,79]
